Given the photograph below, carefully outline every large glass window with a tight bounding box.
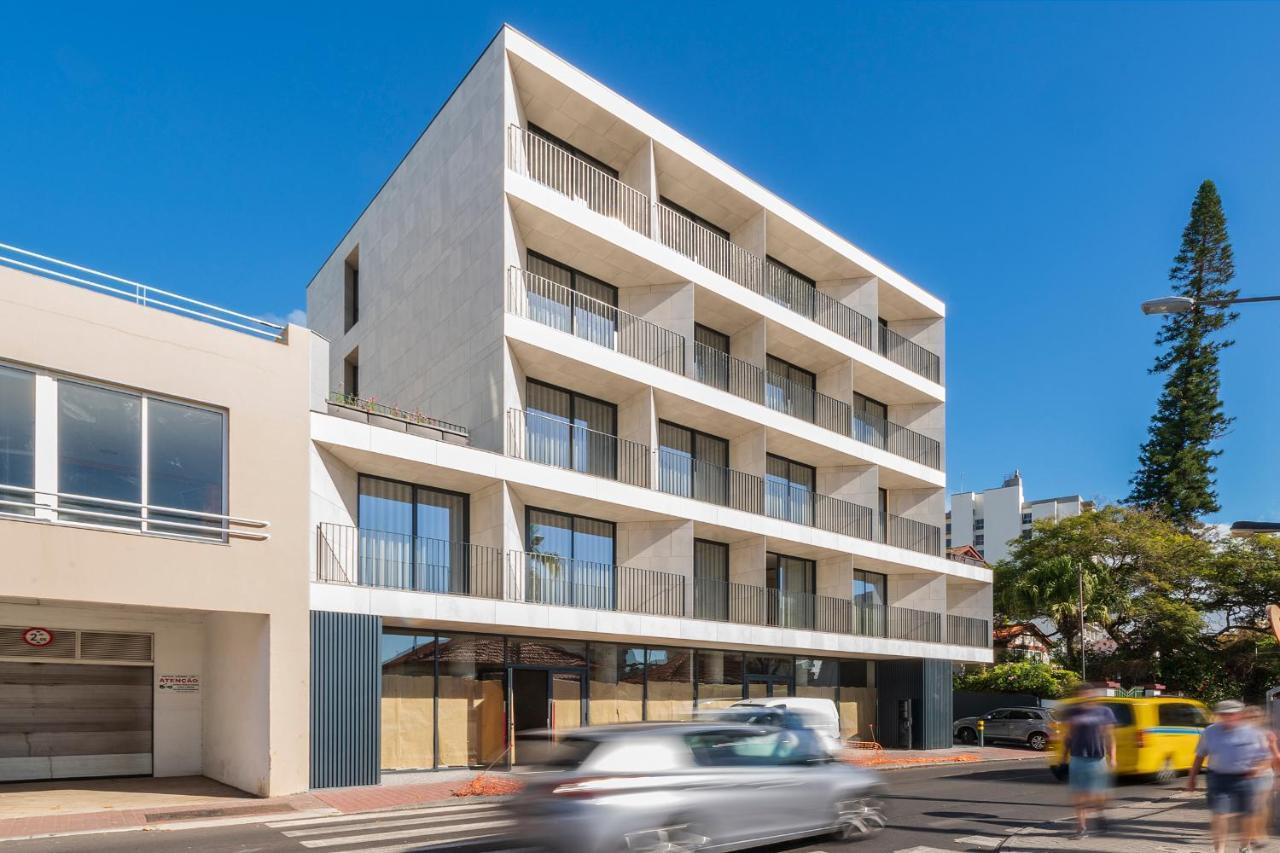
[526,508,616,609]
[853,392,888,448]
[692,324,731,391]
[695,650,743,707]
[839,660,877,740]
[795,657,839,704]
[658,421,729,504]
[764,256,816,317]
[588,644,646,725]
[693,539,729,621]
[147,399,225,537]
[0,366,36,516]
[358,476,469,593]
[435,634,506,767]
[853,570,887,636]
[381,630,436,770]
[526,253,619,349]
[58,382,142,528]
[766,552,815,630]
[766,454,815,526]
[645,647,693,721]
[525,380,618,480]
[765,355,816,422]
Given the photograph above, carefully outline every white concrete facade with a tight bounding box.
[304,25,989,764]
[947,471,1088,563]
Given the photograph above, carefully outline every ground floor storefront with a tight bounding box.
[309,610,958,787]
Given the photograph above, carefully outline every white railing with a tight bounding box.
[0,243,286,340]
[0,484,270,541]
[507,126,651,235]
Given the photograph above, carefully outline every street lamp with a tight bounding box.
[1141,294,1280,315]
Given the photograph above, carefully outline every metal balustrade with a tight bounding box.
[692,577,852,633]
[507,267,685,374]
[316,523,503,598]
[881,511,943,556]
[888,605,944,643]
[852,406,942,470]
[0,484,269,541]
[655,203,763,291]
[880,324,941,384]
[947,613,992,648]
[692,342,766,403]
[764,260,876,350]
[507,408,652,488]
[512,551,686,617]
[507,126,651,235]
[765,370,853,438]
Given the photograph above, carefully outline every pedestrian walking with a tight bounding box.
[1188,699,1270,853]
[1246,705,1280,850]
[1062,684,1118,839]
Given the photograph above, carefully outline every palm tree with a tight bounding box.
[996,555,1109,675]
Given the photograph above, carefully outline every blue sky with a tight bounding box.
[2,2,1277,523]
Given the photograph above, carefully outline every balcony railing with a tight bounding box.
[692,577,852,633]
[880,324,941,384]
[692,342,766,403]
[947,613,992,648]
[764,260,876,350]
[0,484,269,542]
[316,523,503,598]
[655,203,763,291]
[507,126,651,235]
[852,407,942,470]
[513,551,686,617]
[507,408,651,488]
[881,511,942,557]
[765,370,853,438]
[507,267,685,374]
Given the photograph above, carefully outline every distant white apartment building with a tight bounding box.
[946,472,1088,563]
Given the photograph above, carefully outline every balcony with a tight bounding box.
[507,125,943,384]
[315,523,989,648]
[506,408,652,488]
[508,271,942,471]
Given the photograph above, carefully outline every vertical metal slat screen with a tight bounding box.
[310,610,381,788]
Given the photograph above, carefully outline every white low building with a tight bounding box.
[947,471,1088,563]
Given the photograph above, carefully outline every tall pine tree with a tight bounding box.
[1128,180,1238,529]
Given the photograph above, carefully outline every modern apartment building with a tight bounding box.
[305,26,992,788]
[0,250,313,795]
[946,471,1089,563]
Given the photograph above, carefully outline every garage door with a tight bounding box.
[0,629,154,783]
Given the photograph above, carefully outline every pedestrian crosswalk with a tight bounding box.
[265,800,527,852]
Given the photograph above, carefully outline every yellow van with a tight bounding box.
[1048,696,1210,781]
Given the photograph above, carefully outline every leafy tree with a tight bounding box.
[1128,179,1238,529]
[954,661,1080,699]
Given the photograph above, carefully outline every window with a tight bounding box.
[1022,512,1033,525]
[1007,710,1037,720]
[853,570,886,636]
[853,392,888,447]
[985,709,1011,720]
[524,380,618,479]
[686,728,826,767]
[658,197,729,240]
[766,553,815,629]
[529,124,619,178]
[1020,530,1033,540]
[1098,703,1135,727]
[343,349,359,398]
[658,421,728,504]
[766,454,815,526]
[765,355,816,422]
[588,644,646,725]
[946,522,952,534]
[645,647,693,721]
[147,399,227,537]
[694,539,729,621]
[0,365,36,516]
[975,534,985,546]
[357,475,469,593]
[344,247,360,332]
[974,518,985,531]
[693,324,732,391]
[764,256,816,316]
[526,507,616,609]
[525,253,619,348]
[1158,703,1208,728]
[59,381,142,528]
[696,649,743,707]
[380,629,436,770]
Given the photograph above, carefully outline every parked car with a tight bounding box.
[729,697,842,751]
[1047,695,1210,782]
[953,706,1052,751]
[511,722,887,853]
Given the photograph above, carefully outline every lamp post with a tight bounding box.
[1140,294,1280,315]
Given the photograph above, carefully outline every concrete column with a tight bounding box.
[617,387,657,486]
[619,139,657,237]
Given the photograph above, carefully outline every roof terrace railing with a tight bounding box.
[0,243,286,340]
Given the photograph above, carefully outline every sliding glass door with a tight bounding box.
[526,253,619,349]
[525,380,618,480]
[526,508,616,609]
[765,454,815,526]
[766,552,816,629]
[658,421,729,505]
[358,475,468,593]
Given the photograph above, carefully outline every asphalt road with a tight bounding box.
[5,760,1177,853]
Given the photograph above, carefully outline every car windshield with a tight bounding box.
[686,728,827,766]
[515,734,601,769]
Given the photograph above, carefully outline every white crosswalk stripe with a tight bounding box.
[265,801,518,852]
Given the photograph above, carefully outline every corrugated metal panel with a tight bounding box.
[0,626,79,659]
[920,659,954,750]
[79,632,154,663]
[310,610,381,789]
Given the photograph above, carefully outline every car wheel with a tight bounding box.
[620,818,709,853]
[957,727,977,745]
[1154,758,1177,784]
[1027,732,1048,752]
[829,796,887,844]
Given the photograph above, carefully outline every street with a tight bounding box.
[2,759,1181,853]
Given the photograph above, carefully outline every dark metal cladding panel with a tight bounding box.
[310,610,381,788]
[876,658,955,750]
[920,658,954,750]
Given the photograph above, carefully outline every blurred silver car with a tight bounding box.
[511,721,886,853]
[953,706,1051,751]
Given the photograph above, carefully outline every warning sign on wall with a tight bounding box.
[158,674,200,693]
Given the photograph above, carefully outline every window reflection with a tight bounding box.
[0,366,35,516]
[58,382,142,528]
[147,399,225,538]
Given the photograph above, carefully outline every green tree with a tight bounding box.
[954,661,1081,700]
[1128,179,1238,529]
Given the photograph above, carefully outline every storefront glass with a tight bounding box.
[588,644,646,724]
[695,650,743,707]
[435,634,506,767]
[644,647,694,720]
[838,659,877,740]
[380,630,436,770]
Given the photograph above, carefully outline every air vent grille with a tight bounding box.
[0,626,79,658]
[79,631,154,662]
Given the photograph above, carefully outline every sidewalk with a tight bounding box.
[991,790,1212,851]
[849,743,1039,770]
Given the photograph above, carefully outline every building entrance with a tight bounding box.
[509,667,585,765]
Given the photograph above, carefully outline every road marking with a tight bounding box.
[954,835,1004,849]
[297,818,515,848]
[354,836,525,853]
[266,800,500,828]
[282,805,504,837]
[895,847,963,853]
